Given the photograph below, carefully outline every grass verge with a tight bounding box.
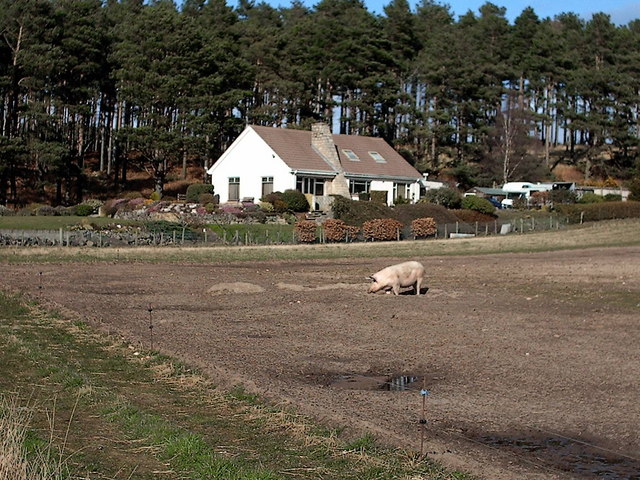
[0,291,470,479]
[1,218,639,264]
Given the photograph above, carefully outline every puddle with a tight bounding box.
[331,374,421,391]
[479,433,640,479]
[384,375,419,391]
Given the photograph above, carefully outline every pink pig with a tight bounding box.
[368,261,427,295]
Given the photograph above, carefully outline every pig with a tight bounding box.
[367,261,426,295]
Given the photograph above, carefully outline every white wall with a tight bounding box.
[207,127,294,203]
[370,180,421,205]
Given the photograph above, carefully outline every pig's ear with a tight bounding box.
[366,275,375,281]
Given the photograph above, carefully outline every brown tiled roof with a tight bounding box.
[250,125,422,180]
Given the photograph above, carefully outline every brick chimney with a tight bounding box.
[310,123,350,197]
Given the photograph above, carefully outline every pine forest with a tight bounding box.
[1,0,639,206]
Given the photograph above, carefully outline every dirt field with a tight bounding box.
[2,246,640,479]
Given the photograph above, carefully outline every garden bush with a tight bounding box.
[423,187,462,209]
[282,189,309,212]
[461,195,496,215]
[578,193,604,204]
[452,209,496,223]
[323,219,360,242]
[362,218,403,241]
[198,193,215,205]
[259,201,274,213]
[411,217,437,238]
[332,195,393,225]
[369,190,387,204]
[35,205,59,216]
[556,201,640,222]
[74,203,98,216]
[0,205,14,216]
[294,220,317,243]
[263,192,290,213]
[604,194,622,202]
[550,189,577,205]
[627,177,640,201]
[186,183,214,202]
[392,203,460,225]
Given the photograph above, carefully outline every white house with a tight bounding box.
[206,123,423,210]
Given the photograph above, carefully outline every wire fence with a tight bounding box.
[0,215,572,248]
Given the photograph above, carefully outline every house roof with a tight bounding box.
[250,125,422,181]
[468,187,506,196]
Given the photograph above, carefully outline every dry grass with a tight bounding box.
[0,395,73,480]
[1,218,639,264]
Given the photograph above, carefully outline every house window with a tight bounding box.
[296,177,325,196]
[349,180,370,195]
[261,176,274,198]
[228,177,240,201]
[369,151,386,163]
[342,149,360,161]
[394,183,410,201]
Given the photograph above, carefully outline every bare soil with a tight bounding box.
[3,246,640,479]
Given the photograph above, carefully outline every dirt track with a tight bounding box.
[3,246,640,479]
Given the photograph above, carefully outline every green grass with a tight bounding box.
[207,223,295,243]
[0,216,139,230]
[0,292,471,479]
[2,218,639,264]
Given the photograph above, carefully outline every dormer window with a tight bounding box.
[369,151,386,163]
[342,149,360,161]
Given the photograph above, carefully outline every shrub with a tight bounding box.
[393,203,460,225]
[0,205,14,216]
[556,201,640,222]
[323,219,347,242]
[262,192,282,204]
[550,189,577,205]
[198,193,215,205]
[578,192,604,204]
[73,203,96,216]
[604,194,622,202]
[461,195,496,215]
[513,197,528,210]
[263,192,289,213]
[282,189,309,212]
[186,183,214,202]
[273,200,288,213]
[35,205,59,216]
[204,202,216,213]
[452,209,496,223]
[362,218,403,241]
[124,191,144,199]
[247,210,267,223]
[332,195,393,225]
[102,198,128,217]
[369,190,387,205]
[259,201,274,213]
[323,219,360,242]
[627,177,640,201]
[411,217,437,238]
[294,220,317,243]
[219,204,242,215]
[423,187,462,209]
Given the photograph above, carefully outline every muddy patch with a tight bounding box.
[276,282,363,292]
[330,374,423,391]
[208,282,265,294]
[478,432,640,479]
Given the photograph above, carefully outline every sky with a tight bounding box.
[252,0,640,25]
